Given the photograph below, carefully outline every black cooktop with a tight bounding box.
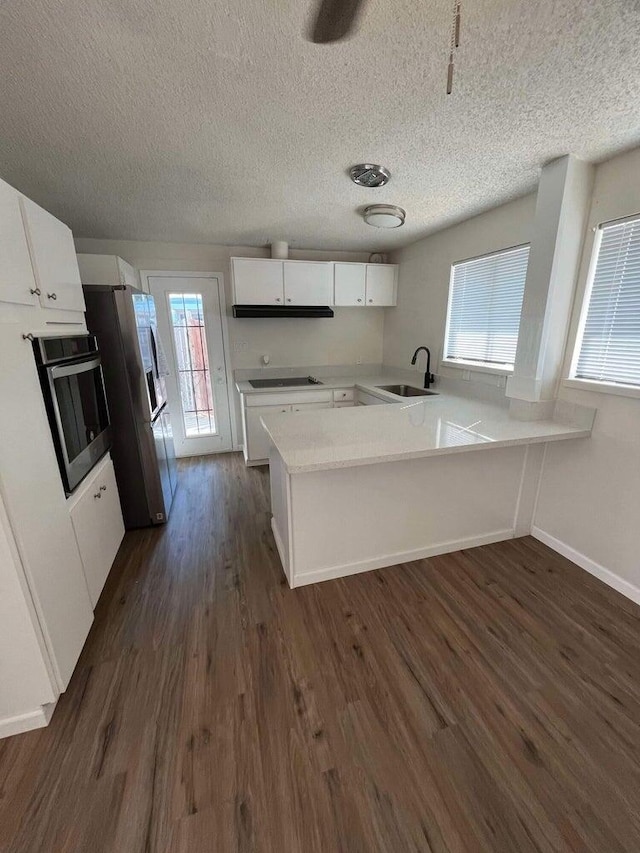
[248,376,323,388]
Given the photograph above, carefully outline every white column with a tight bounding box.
[506,155,594,404]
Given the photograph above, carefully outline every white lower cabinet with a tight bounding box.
[291,402,332,413]
[69,456,125,608]
[245,404,291,463]
[356,390,388,405]
[242,390,335,463]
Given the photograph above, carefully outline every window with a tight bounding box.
[571,215,640,389]
[168,293,217,436]
[443,244,530,370]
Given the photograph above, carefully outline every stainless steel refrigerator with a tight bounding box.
[83,285,177,528]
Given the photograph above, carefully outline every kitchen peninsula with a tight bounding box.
[261,392,594,587]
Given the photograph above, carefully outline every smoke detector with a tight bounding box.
[349,164,391,188]
[363,204,406,229]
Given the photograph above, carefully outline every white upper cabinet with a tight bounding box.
[334,263,366,306]
[232,257,397,308]
[232,258,284,304]
[77,253,140,289]
[365,264,397,306]
[0,179,39,307]
[20,196,85,312]
[283,261,332,305]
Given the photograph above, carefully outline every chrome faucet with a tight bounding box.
[411,346,435,389]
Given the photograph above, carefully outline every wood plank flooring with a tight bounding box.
[1,453,640,852]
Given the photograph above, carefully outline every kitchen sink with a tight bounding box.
[376,384,439,397]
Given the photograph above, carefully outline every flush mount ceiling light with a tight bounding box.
[349,164,391,188]
[363,204,406,229]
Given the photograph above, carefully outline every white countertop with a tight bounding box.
[260,390,593,474]
[236,374,403,398]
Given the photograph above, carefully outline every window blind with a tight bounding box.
[444,245,529,367]
[574,216,640,387]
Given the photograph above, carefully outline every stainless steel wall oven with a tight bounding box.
[33,335,111,494]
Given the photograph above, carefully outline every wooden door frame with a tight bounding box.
[138,270,239,453]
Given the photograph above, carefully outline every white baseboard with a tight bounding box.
[291,529,515,588]
[531,526,640,607]
[0,701,57,739]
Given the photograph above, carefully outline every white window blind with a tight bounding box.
[573,216,640,388]
[444,245,529,368]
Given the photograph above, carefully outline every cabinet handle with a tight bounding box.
[286,298,292,303]
[100,485,107,492]
[368,298,373,303]
[94,492,102,500]
[30,288,41,296]
[47,292,57,301]
[275,297,282,302]
[357,298,362,303]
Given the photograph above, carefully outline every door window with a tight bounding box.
[168,293,217,436]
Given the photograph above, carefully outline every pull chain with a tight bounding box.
[447,0,461,94]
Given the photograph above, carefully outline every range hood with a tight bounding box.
[232,304,334,318]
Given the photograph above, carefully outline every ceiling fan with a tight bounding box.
[308,0,462,93]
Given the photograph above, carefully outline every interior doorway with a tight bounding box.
[142,272,233,457]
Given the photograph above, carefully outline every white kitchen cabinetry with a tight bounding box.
[232,258,333,306]
[357,389,388,405]
[0,179,39,308]
[20,196,85,313]
[333,388,354,404]
[291,401,333,413]
[77,253,140,290]
[232,258,284,305]
[283,261,333,306]
[241,389,334,464]
[245,404,292,463]
[334,263,366,306]
[69,455,125,609]
[365,264,397,306]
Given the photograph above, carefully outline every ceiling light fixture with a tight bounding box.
[349,164,391,188]
[363,205,406,229]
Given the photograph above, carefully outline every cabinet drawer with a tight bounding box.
[70,457,124,608]
[333,388,354,402]
[245,390,332,407]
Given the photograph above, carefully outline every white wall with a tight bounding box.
[533,147,640,599]
[74,239,385,445]
[383,194,536,381]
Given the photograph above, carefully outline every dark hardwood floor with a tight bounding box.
[1,454,640,852]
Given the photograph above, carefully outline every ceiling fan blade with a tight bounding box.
[309,0,365,43]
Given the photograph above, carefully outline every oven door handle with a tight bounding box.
[49,356,101,380]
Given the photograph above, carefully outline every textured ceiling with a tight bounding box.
[1,0,639,251]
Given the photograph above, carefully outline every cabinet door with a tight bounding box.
[291,402,333,412]
[283,261,333,306]
[0,180,39,307]
[365,265,397,306]
[245,404,290,462]
[232,258,284,305]
[334,263,366,306]
[20,196,85,312]
[117,257,140,289]
[70,459,125,608]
